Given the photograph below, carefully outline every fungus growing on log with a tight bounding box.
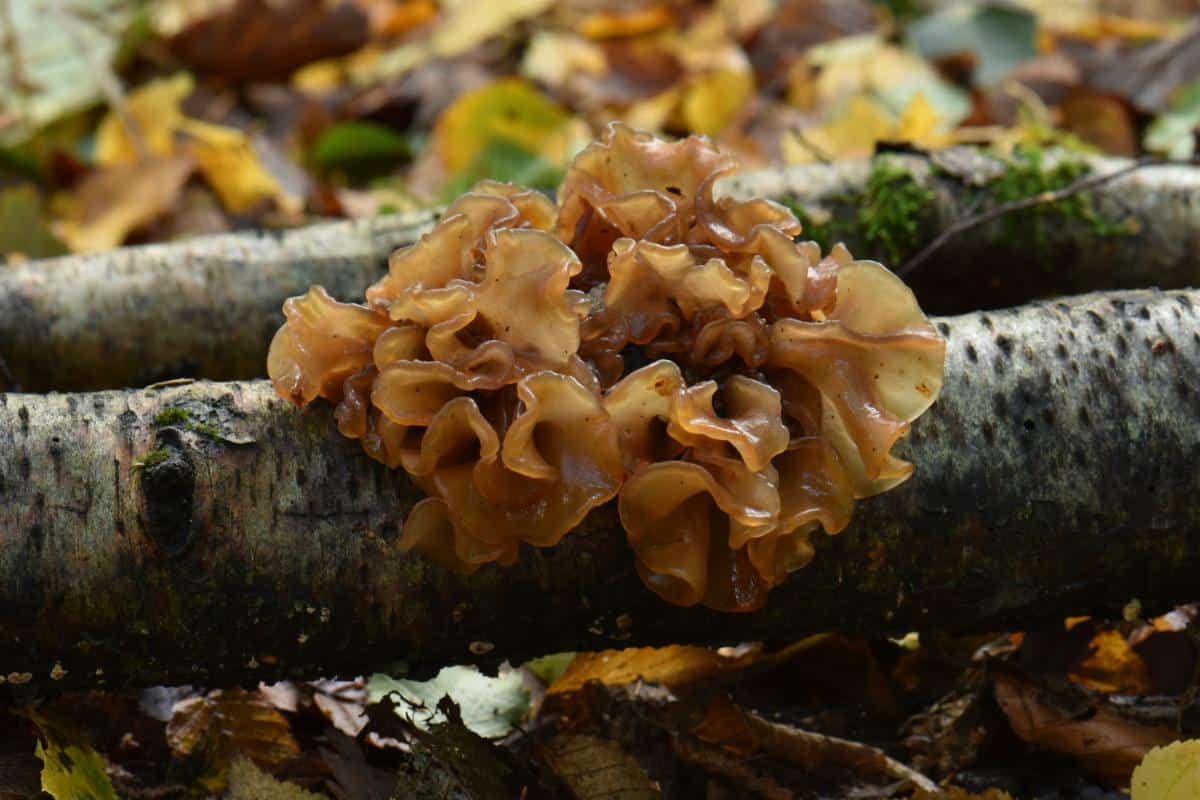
[268,123,945,611]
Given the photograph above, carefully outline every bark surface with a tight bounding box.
[4,155,1199,391]
[1,289,1196,691]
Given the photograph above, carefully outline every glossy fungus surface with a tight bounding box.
[268,123,945,611]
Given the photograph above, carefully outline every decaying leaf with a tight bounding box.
[992,670,1175,781]
[546,645,761,697]
[166,688,301,777]
[541,734,661,799]
[227,756,324,800]
[368,665,531,739]
[1131,739,1200,800]
[53,155,195,252]
[29,712,119,800]
[0,184,66,260]
[169,0,369,84]
[1069,628,1154,695]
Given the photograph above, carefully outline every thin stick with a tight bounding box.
[896,159,1155,278]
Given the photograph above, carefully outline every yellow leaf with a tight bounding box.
[782,94,895,163]
[30,712,118,800]
[55,156,194,252]
[547,645,759,696]
[180,119,301,214]
[94,73,194,165]
[681,68,755,136]
[432,0,555,57]
[576,5,674,39]
[1069,629,1154,695]
[1132,740,1200,800]
[520,31,607,89]
[618,88,681,132]
[433,78,587,173]
[896,93,950,147]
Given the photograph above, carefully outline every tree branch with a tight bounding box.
[6,155,1200,391]
[0,289,1196,691]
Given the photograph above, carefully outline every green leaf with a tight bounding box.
[30,714,118,800]
[440,138,563,202]
[908,2,1036,86]
[368,666,531,739]
[1144,79,1200,160]
[309,121,412,171]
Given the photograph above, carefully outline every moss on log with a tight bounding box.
[0,289,1196,691]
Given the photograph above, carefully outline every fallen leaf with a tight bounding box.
[309,121,411,173]
[992,670,1175,781]
[547,645,760,696]
[368,666,531,739]
[433,78,587,175]
[541,734,661,799]
[681,68,755,136]
[0,184,67,260]
[1131,739,1200,800]
[92,74,302,214]
[93,72,193,165]
[54,156,195,252]
[571,3,675,39]
[167,688,301,775]
[432,0,555,57]
[0,0,136,144]
[180,119,302,214]
[1059,87,1138,156]
[1069,629,1154,695]
[909,2,1038,86]
[29,712,118,800]
[169,0,369,85]
[319,730,398,800]
[1145,77,1200,160]
[227,756,324,800]
[310,679,369,738]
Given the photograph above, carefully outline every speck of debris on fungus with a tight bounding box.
[267,123,945,611]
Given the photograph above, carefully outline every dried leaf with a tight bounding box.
[54,156,194,252]
[541,734,661,799]
[227,756,324,800]
[166,689,301,772]
[547,645,760,696]
[1131,739,1200,800]
[94,72,193,165]
[681,68,755,136]
[432,0,555,57]
[169,0,368,85]
[992,670,1174,781]
[310,679,369,738]
[181,119,302,214]
[1068,629,1154,695]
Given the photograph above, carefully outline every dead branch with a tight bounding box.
[5,155,1200,391]
[0,288,1196,690]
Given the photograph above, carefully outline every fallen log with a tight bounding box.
[4,154,1200,391]
[0,288,1196,691]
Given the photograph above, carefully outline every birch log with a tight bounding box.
[4,155,1200,391]
[0,289,1196,690]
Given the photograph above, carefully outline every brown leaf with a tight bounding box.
[992,670,1175,781]
[166,689,300,771]
[169,0,369,85]
[54,156,194,252]
[1059,88,1138,156]
[540,734,661,799]
[546,645,761,697]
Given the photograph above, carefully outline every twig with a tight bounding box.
[896,159,1156,278]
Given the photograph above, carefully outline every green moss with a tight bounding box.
[857,157,936,264]
[784,156,936,265]
[153,407,190,426]
[132,448,170,471]
[982,147,1126,251]
[186,421,222,441]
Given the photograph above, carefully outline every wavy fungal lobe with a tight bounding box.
[267,124,945,611]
